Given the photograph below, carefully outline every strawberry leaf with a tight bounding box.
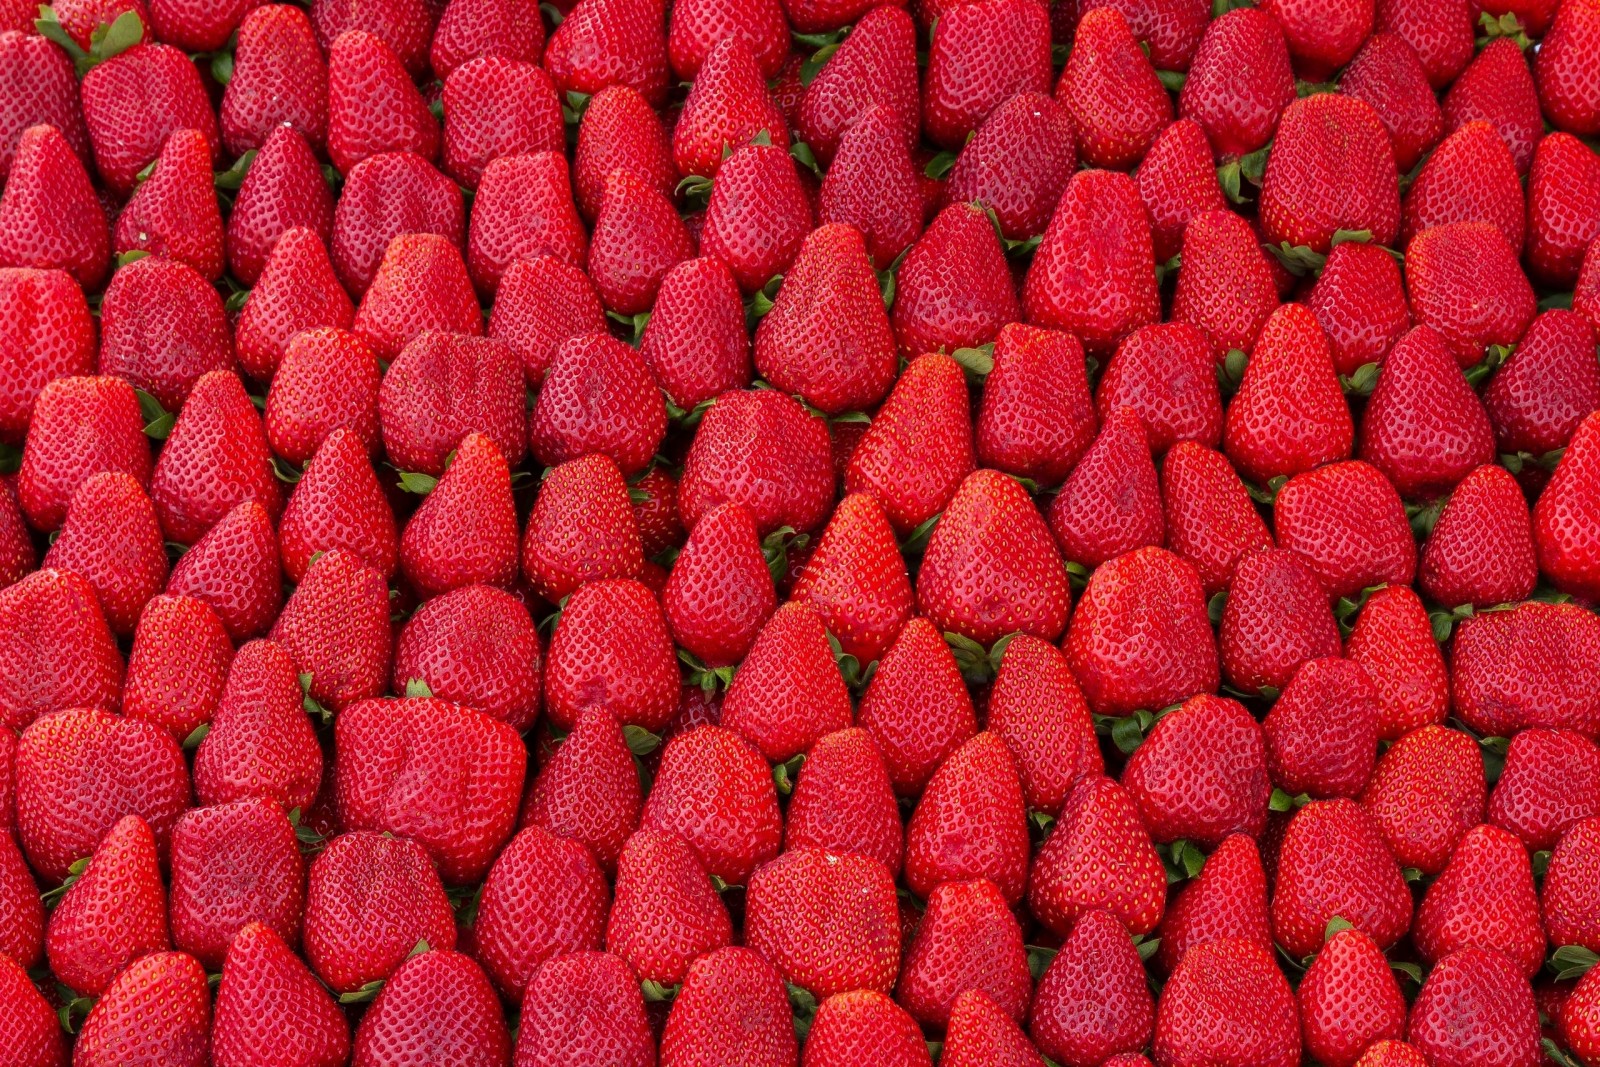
[403,678,433,699]
[35,7,89,68]
[182,722,210,749]
[1155,69,1186,92]
[395,470,438,495]
[1217,348,1248,396]
[772,753,804,796]
[1544,1038,1584,1067]
[788,141,821,178]
[134,388,174,439]
[1269,788,1311,813]
[213,149,255,190]
[623,725,662,757]
[1265,241,1326,277]
[787,982,820,1041]
[949,342,995,379]
[1207,590,1228,624]
[640,979,679,1003]
[1339,361,1380,396]
[1550,945,1600,981]
[40,855,90,907]
[57,994,94,1034]
[1133,935,1161,962]
[1025,944,1058,980]
[89,9,142,64]
[338,979,386,1004]
[923,150,958,180]
[799,41,839,87]
[900,512,939,556]
[1324,915,1354,941]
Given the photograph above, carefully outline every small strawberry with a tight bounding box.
[818,105,925,268]
[0,569,123,732]
[112,128,225,282]
[543,0,669,106]
[720,601,853,762]
[0,951,62,1067]
[43,472,166,636]
[745,846,900,998]
[663,502,773,667]
[79,43,219,196]
[856,616,979,797]
[120,593,232,742]
[658,946,798,1067]
[677,388,834,535]
[166,500,284,641]
[440,57,564,190]
[1401,121,1524,253]
[587,166,695,315]
[1406,948,1542,1067]
[1490,728,1600,852]
[512,950,650,1066]
[16,377,150,531]
[378,330,523,476]
[1264,656,1380,799]
[924,0,1052,150]
[1030,907,1154,1066]
[697,140,812,293]
[1171,209,1279,359]
[431,0,545,79]
[1271,798,1414,959]
[606,827,733,986]
[974,322,1097,487]
[98,256,236,413]
[392,583,542,731]
[522,453,643,603]
[332,153,466,299]
[1344,584,1447,739]
[1135,118,1227,264]
[640,724,782,885]
[150,370,280,545]
[1414,823,1546,976]
[1178,8,1296,159]
[1535,0,1600,138]
[1259,94,1401,255]
[790,491,913,666]
[1359,723,1485,876]
[45,813,169,995]
[72,951,209,1067]
[673,37,786,180]
[904,732,1030,903]
[1340,33,1444,174]
[326,29,439,175]
[1305,240,1412,376]
[1450,600,1600,739]
[803,990,933,1067]
[796,4,919,165]
[1419,463,1537,608]
[1441,38,1542,174]
[0,125,108,292]
[1535,410,1600,601]
[530,332,666,475]
[221,4,328,157]
[1047,405,1164,569]
[942,90,1076,243]
[192,638,322,811]
[212,922,349,1067]
[1154,832,1273,974]
[270,547,393,711]
[238,233,355,386]
[1028,774,1167,936]
[487,254,608,385]
[544,578,679,733]
[1272,460,1417,600]
[1057,5,1172,169]
[1487,310,1600,464]
[522,706,640,873]
[1526,134,1600,291]
[1298,928,1409,1067]
[169,799,303,970]
[943,989,1044,1067]
[573,83,678,222]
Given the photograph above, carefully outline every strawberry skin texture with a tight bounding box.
[1297,928,1409,1067]
[1272,798,1414,959]
[44,813,170,997]
[658,945,799,1067]
[1406,947,1542,1067]
[1028,774,1167,938]
[1178,8,1296,158]
[513,949,653,1067]
[1489,727,1600,851]
[1534,410,1600,601]
[1122,693,1270,846]
[1359,723,1485,876]
[168,798,304,971]
[0,267,94,445]
[1153,937,1300,1067]
[1450,600,1600,739]
[0,951,64,1067]
[72,951,210,1067]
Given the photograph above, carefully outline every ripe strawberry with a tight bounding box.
[663,502,773,666]
[271,548,393,711]
[1260,95,1400,255]
[638,257,751,408]
[0,951,62,1067]
[745,846,899,997]
[587,167,694,315]
[79,43,219,196]
[0,482,31,591]
[441,57,564,190]
[1260,0,1372,78]
[44,813,168,995]
[0,31,89,184]
[121,593,232,742]
[905,732,1030,902]
[99,255,236,413]
[150,370,281,545]
[0,268,94,445]
[1442,38,1542,174]
[1343,585,1445,740]
[573,83,677,222]
[1171,209,1278,359]
[1135,119,1227,264]
[311,0,437,76]
[42,472,166,636]
[326,30,438,175]
[393,584,542,731]
[0,569,123,732]
[263,327,378,464]
[0,125,108,292]
[791,493,913,666]
[1406,948,1542,1067]
[1219,547,1339,695]
[1359,724,1484,876]
[891,203,1018,356]
[1414,823,1545,976]
[1272,798,1414,958]
[544,0,669,106]
[487,254,606,385]
[193,639,322,811]
[1402,122,1524,253]
[1562,967,1600,1067]
[1535,411,1600,601]
[431,0,544,79]
[333,157,465,300]
[1123,693,1269,846]
[818,106,924,267]
[803,990,932,1067]
[513,950,652,1066]
[672,37,786,181]
[1525,134,1600,293]
[606,827,733,985]
[640,725,781,884]
[221,4,328,157]
[239,239,356,388]
[720,601,852,762]
[1155,937,1299,1067]
[1178,8,1296,159]
[227,129,338,296]
[113,129,225,282]
[1298,928,1409,1067]
[1491,728,1600,851]
[523,453,643,603]
[277,431,397,584]
[1029,774,1166,936]
[399,432,519,598]
[1419,463,1537,607]
[18,377,153,532]
[1057,5,1172,169]
[1264,657,1380,799]
[72,951,209,1067]
[166,500,284,641]
[522,706,639,873]
[669,0,786,79]
[169,799,303,970]
[1450,601,1600,738]
[677,388,834,535]
[356,236,482,364]
[1159,442,1272,596]
[1273,460,1417,600]
[1065,546,1218,716]
[1154,831,1273,974]
[697,141,811,294]
[211,923,349,1067]
[898,877,1028,1027]
[856,616,979,796]
[1340,33,1443,174]
[1306,240,1412,376]
[544,578,679,733]
[1023,168,1159,353]
[943,988,1045,1067]
[378,331,523,476]
[924,0,1052,150]
[1535,0,1600,138]
[1374,0,1472,88]
[530,332,666,475]
[844,352,973,533]
[942,91,1076,243]
[917,468,1070,645]
[1543,816,1600,953]
[658,946,798,1067]
[784,727,903,876]
[146,0,258,50]
[975,323,1097,486]
[796,5,918,165]
[0,826,42,967]
[1029,907,1154,1065]
[1047,406,1164,568]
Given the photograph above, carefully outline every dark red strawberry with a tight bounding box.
[221,4,328,157]
[1263,656,1380,799]
[924,0,1052,149]
[1534,410,1600,601]
[120,593,231,742]
[573,83,677,222]
[1340,33,1443,174]
[543,0,669,106]
[354,235,482,363]
[1406,948,1542,1067]
[606,827,732,986]
[1490,728,1600,852]
[392,583,542,731]
[658,946,798,1066]
[0,569,123,732]
[1220,547,1339,696]
[1178,8,1295,159]
[44,813,169,996]
[543,578,679,733]
[168,798,303,970]
[326,29,439,175]
[1543,815,1600,953]
[1526,134,1600,292]
[697,140,811,293]
[270,547,393,711]
[332,153,465,299]
[796,4,919,165]
[192,638,322,811]
[1030,907,1154,1065]
[440,57,564,190]
[1170,208,1278,359]
[522,452,643,603]
[211,922,349,1067]
[1029,774,1167,936]
[166,500,283,641]
[784,727,903,876]
[1486,310,1600,463]
[1298,927,1408,1067]
[42,471,166,636]
[1358,723,1484,877]
[1272,460,1417,600]
[1271,798,1414,959]
[238,235,355,387]
[487,254,607,385]
[378,330,522,476]
[511,950,649,1066]
[1259,94,1401,255]
[530,331,666,475]
[975,322,1097,486]
[943,90,1076,243]
[113,128,225,282]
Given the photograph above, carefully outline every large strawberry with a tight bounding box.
[1340,33,1444,174]
[1403,122,1525,253]
[0,126,108,291]
[904,731,1030,902]
[856,616,979,797]
[573,83,677,222]
[0,267,94,445]
[326,29,438,175]
[1489,308,1600,466]
[784,727,903,877]
[697,141,812,293]
[150,369,281,545]
[192,639,322,811]
[544,0,668,106]
[658,946,798,1067]
[1305,240,1412,376]
[522,705,639,873]
[924,0,1051,149]
[1170,208,1279,359]
[720,601,853,763]
[1297,927,1409,1067]
[1056,5,1172,169]
[1219,547,1340,696]
[1406,948,1541,1067]
[1030,907,1154,1066]
[795,4,919,165]
[1419,463,1537,608]
[1535,0,1600,138]
[1442,37,1542,174]
[270,547,393,711]
[1489,728,1600,852]
[511,950,650,1066]
[1047,405,1164,568]
[44,813,169,995]
[16,375,150,531]
[1414,823,1545,976]
[676,387,834,535]
[264,328,379,466]
[943,90,1077,243]
[1177,8,1295,158]
[787,492,912,665]
[544,578,679,733]
[1029,774,1166,937]
[1154,938,1300,1067]
[975,323,1097,487]
[530,332,666,476]
[392,584,542,732]
[440,57,564,190]
[237,231,354,384]
[72,951,209,1067]
[803,990,932,1067]
[79,43,219,196]
[640,725,781,884]
[898,877,1028,1027]
[1272,461,1417,600]
[467,152,588,296]
[98,255,236,413]
[1159,441,1273,595]
[42,471,167,636]
[1271,798,1414,959]
[211,922,349,1067]
[120,593,232,741]
[221,4,328,157]
[168,798,303,970]
[1122,693,1270,846]
[606,827,733,986]
[487,254,607,385]
[166,500,284,641]
[1259,94,1400,255]
[0,569,122,731]
[1263,657,1380,799]
[1154,832,1273,974]
[1359,723,1484,876]
[1450,600,1600,739]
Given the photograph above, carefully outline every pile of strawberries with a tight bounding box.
[5,0,1600,1063]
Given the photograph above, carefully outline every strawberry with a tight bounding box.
[790,0,909,32]
[923,0,1052,150]
[544,578,679,733]
[1487,310,1600,462]
[1123,693,1270,846]
[1154,832,1273,974]
[212,923,350,1067]
[98,256,236,413]
[120,593,232,742]
[1178,8,1296,159]
[720,601,853,762]
[1272,798,1413,958]
[1450,601,1600,739]
[790,491,913,666]
[393,584,541,731]
[1535,0,1600,137]
[270,547,393,711]
[1401,121,1524,253]
[1374,0,1472,88]
[1406,948,1542,1067]
[658,946,799,1067]
[818,105,925,267]
[150,370,280,545]
[166,500,284,641]
[0,951,62,1067]
[1340,33,1444,174]
[898,877,1028,1026]
[0,126,108,292]
[1344,585,1445,740]
[1536,410,1600,601]
[856,616,979,797]
[1047,405,1164,569]
[1155,937,1299,1067]
[1023,168,1159,353]
[1057,5,1173,169]
[640,724,781,884]
[0,482,31,591]
[1260,0,1372,78]
[221,4,328,157]
[0,268,94,445]
[1272,460,1417,600]
[147,0,259,50]
[169,799,303,970]
[1490,728,1600,851]
[664,502,775,666]
[917,468,1070,645]
[114,129,225,282]
[441,57,564,190]
[1171,209,1279,359]
[1159,442,1272,596]
[905,732,1030,902]
[677,388,834,535]
[1064,546,1219,716]
[1414,823,1545,976]
[1264,657,1380,799]
[803,990,932,1067]
[1442,38,1542,174]
[523,453,644,603]
[79,43,219,196]
[355,236,483,363]
[639,256,751,408]
[795,5,921,164]
[333,154,466,299]
[239,235,356,387]
[1305,240,1412,376]
[1135,119,1228,264]
[487,254,607,385]
[72,951,209,1067]
[1543,815,1600,953]
[1298,928,1409,1067]
[587,167,695,315]
[264,328,378,466]
[1029,774,1166,936]
[530,332,666,475]
[1419,463,1537,607]
[673,37,786,180]
[309,0,436,78]
[378,331,523,476]
[844,351,975,533]
[975,323,1097,487]
[513,950,652,1067]
[1260,95,1401,255]
[1359,724,1484,876]
[697,141,812,293]
[669,0,787,79]
[1219,546,1340,696]
[1562,967,1600,1067]
[42,471,166,636]
[745,846,900,997]
[1526,134,1600,292]
[193,638,322,811]
[431,0,545,79]
[784,727,903,876]
[891,202,1019,357]
[1030,907,1154,1066]
[544,0,669,106]
[44,813,168,995]
[944,989,1045,1067]
[399,432,519,598]
[522,706,639,872]
[326,29,439,175]
[942,91,1076,243]
[226,130,338,299]
[573,83,678,222]
[606,827,733,985]
[0,826,42,967]
[0,31,89,184]
[277,430,397,583]
[15,705,187,880]
[0,569,123,732]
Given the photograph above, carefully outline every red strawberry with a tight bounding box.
[1260,0,1372,77]
[1442,38,1542,174]
[1535,410,1600,601]
[673,37,786,180]
[0,481,32,591]
[790,492,913,665]
[378,330,522,476]
[1220,546,1340,695]
[0,268,94,445]
[1298,927,1409,1067]
[98,255,236,412]
[891,202,1019,357]
[818,105,924,268]
[530,332,666,475]
[573,83,677,222]
[784,727,903,875]
[720,601,852,762]
[1564,968,1600,1067]
[1401,121,1524,253]
[79,43,219,196]
[523,453,643,602]
[326,29,439,175]
[487,254,607,385]
[844,352,974,533]
[1374,0,1472,88]
[1344,586,1446,739]
[544,0,669,106]
[1305,240,1412,376]
[147,0,259,50]
[1406,948,1541,1067]
[790,0,909,32]
[1490,728,1600,851]
[333,154,466,299]
[431,0,545,78]
[0,951,62,1067]
[150,370,281,545]
[1135,118,1228,264]
[924,0,1052,150]
[677,388,834,535]
[1171,209,1279,359]
[943,989,1045,1067]
[744,846,900,997]
[270,547,393,711]
[1259,94,1400,255]
[0,569,123,732]
[512,950,651,1066]
[0,125,109,292]
[277,430,397,583]
[113,128,225,282]
[1414,823,1545,976]
[856,616,979,797]
[587,167,695,315]
[193,638,322,811]
[1178,8,1296,159]
[803,990,932,1067]
[399,432,519,598]
[905,732,1030,902]
[72,951,209,1067]
[942,91,1076,243]
[1340,33,1443,174]
[664,502,775,667]
[1028,774,1167,936]
[698,140,811,293]
[212,923,349,1067]
[640,724,781,884]
[1122,693,1269,845]
[263,327,377,465]
[978,637,1100,820]
[796,6,918,165]
[1046,405,1164,568]
[0,31,89,184]
[1264,657,1380,799]
[1543,815,1600,953]
[544,578,679,733]
[1535,0,1600,138]
[1154,832,1273,974]
[393,583,542,731]
[221,4,328,157]
[355,235,482,362]
[310,0,437,76]
[1272,798,1414,958]
[606,827,733,985]
[1526,134,1600,291]
[474,824,608,1000]
[169,798,303,970]
[238,233,355,386]
[1419,463,1537,608]
[669,0,787,79]
[1057,5,1172,169]
[1272,460,1417,600]
[638,256,750,408]
[43,472,166,636]
[1359,723,1484,876]
[44,813,168,995]
[1023,168,1159,353]
[167,500,284,641]
[658,946,798,1067]
[898,878,1028,1027]
[121,593,231,742]
[1065,546,1218,716]
[0,825,42,968]
[1029,907,1154,1065]
[522,706,639,872]
[975,323,1097,486]
[441,57,564,190]
[1450,601,1600,739]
